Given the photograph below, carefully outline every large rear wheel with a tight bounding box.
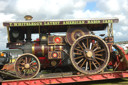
[70,35,110,74]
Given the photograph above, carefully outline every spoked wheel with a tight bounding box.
[70,35,110,74]
[15,53,40,78]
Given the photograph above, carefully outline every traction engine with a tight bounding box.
[1,17,128,79]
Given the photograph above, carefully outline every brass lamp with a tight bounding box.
[24,15,33,20]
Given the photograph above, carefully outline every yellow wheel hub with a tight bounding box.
[25,63,30,69]
[87,51,93,58]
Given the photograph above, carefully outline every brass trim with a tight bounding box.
[53,36,62,44]
[59,46,62,50]
[48,43,66,45]
[48,52,52,59]
[51,60,57,66]
[42,36,46,40]
[42,45,44,56]
[32,44,35,54]
[51,46,53,51]
[48,36,66,45]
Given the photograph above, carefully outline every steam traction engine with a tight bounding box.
[1,17,127,79]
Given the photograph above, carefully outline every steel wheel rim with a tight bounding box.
[15,53,40,78]
[70,35,110,74]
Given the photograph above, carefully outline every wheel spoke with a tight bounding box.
[20,67,25,71]
[94,59,100,66]
[31,66,37,70]
[18,66,24,71]
[78,43,84,50]
[30,61,35,65]
[95,54,103,56]
[74,56,84,60]
[77,58,84,65]
[80,59,87,68]
[31,64,38,67]
[74,48,83,52]
[95,57,105,62]
[91,43,96,50]
[82,42,87,49]
[95,49,105,54]
[92,61,97,69]
[29,57,32,63]
[23,69,26,76]
[25,69,29,74]
[20,63,25,65]
[74,53,82,55]
[85,61,88,70]
[93,47,100,52]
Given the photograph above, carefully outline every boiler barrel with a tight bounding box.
[22,43,63,57]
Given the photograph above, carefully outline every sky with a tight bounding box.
[0,0,128,50]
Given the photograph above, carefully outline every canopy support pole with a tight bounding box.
[7,26,10,43]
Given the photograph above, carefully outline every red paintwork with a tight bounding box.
[2,71,128,85]
[116,45,128,70]
[111,45,128,71]
[125,54,128,61]
[35,38,40,41]
[38,57,50,68]
[54,37,61,43]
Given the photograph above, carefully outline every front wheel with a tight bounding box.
[70,35,110,74]
[15,53,40,78]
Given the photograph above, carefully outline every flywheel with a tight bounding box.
[66,26,89,45]
[15,53,40,78]
[70,35,110,74]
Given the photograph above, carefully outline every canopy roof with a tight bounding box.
[3,18,119,27]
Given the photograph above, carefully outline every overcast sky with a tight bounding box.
[0,0,128,50]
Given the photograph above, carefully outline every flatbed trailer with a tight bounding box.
[1,71,128,85]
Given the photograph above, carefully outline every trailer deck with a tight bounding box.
[2,71,128,85]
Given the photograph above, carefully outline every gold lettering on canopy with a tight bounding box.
[44,21,60,25]
[9,23,13,26]
[103,20,113,23]
[9,22,43,26]
[63,21,85,25]
[8,19,114,27]
[88,20,101,24]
